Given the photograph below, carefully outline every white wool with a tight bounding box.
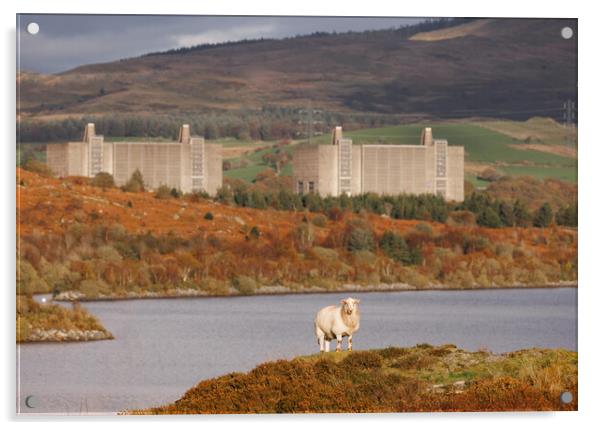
[314,297,360,352]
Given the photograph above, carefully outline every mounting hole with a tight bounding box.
[25,395,36,408]
[561,27,573,40]
[26,22,40,35]
[560,391,573,404]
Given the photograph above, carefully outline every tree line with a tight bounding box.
[18,108,403,143]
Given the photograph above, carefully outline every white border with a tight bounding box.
[3,1,601,429]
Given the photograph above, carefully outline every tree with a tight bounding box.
[556,204,577,227]
[477,207,502,228]
[497,201,515,227]
[17,259,49,295]
[533,202,553,228]
[91,172,115,189]
[379,231,411,264]
[123,169,145,192]
[477,167,504,182]
[513,200,532,227]
[344,220,375,252]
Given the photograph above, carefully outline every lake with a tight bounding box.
[17,287,577,414]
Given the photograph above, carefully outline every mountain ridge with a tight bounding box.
[18,18,577,121]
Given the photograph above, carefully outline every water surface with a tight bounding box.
[18,288,577,414]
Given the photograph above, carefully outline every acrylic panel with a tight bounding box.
[16,14,578,415]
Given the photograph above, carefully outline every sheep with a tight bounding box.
[314,297,360,352]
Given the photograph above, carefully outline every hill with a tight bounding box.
[132,344,577,413]
[18,18,576,121]
[17,168,577,301]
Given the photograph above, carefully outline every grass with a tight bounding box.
[500,165,577,183]
[133,344,577,414]
[16,295,113,342]
[314,123,574,166]
[224,142,294,182]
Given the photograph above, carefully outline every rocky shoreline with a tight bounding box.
[22,328,113,343]
[53,281,578,302]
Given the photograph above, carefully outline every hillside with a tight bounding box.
[18,18,576,121]
[133,345,577,413]
[17,168,577,301]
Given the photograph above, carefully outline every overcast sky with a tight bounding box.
[17,15,424,73]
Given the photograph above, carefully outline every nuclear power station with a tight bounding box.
[292,126,464,201]
[46,124,222,195]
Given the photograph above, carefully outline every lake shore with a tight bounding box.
[53,281,578,302]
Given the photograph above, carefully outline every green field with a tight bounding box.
[313,123,573,165]
[224,142,294,182]
[225,121,577,184]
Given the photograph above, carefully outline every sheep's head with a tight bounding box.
[341,297,360,315]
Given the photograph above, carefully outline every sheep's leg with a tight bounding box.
[318,334,325,353]
[348,335,353,351]
[316,327,326,353]
[324,340,330,352]
[336,334,343,352]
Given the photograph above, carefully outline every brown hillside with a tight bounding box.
[17,168,577,298]
[18,18,576,121]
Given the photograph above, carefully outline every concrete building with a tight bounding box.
[292,126,464,201]
[47,124,222,195]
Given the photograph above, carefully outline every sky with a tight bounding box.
[17,15,424,74]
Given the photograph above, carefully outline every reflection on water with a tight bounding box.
[18,287,577,414]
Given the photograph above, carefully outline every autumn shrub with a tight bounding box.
[414,222,433,236]
[429,376,557,412]
[123,169,145,193]
[91,172,115,189]
[136,345,577,414]
[232,275,257,295]
[477,167,504,182]
[79,279,109,299]
[378,346,411,359]
[447,210,476,227]
[342,352,384,371]
[392,352,437,371]
[308,246,338,262]
[293,222,314,251]
[196,278,227,295]
[399,267,431,289]
[155,185,173,199]
[21,159,54,177]
[311,214,327,228]
[96,245,122,262]
[495,243,514,259]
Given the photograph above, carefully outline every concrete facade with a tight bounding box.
[47,124,222,195]
[292,127,464,201]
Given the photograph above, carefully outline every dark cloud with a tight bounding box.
[17,14,424,73]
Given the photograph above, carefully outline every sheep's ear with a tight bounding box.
[355,299,361,304]
[340,299,346,305]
